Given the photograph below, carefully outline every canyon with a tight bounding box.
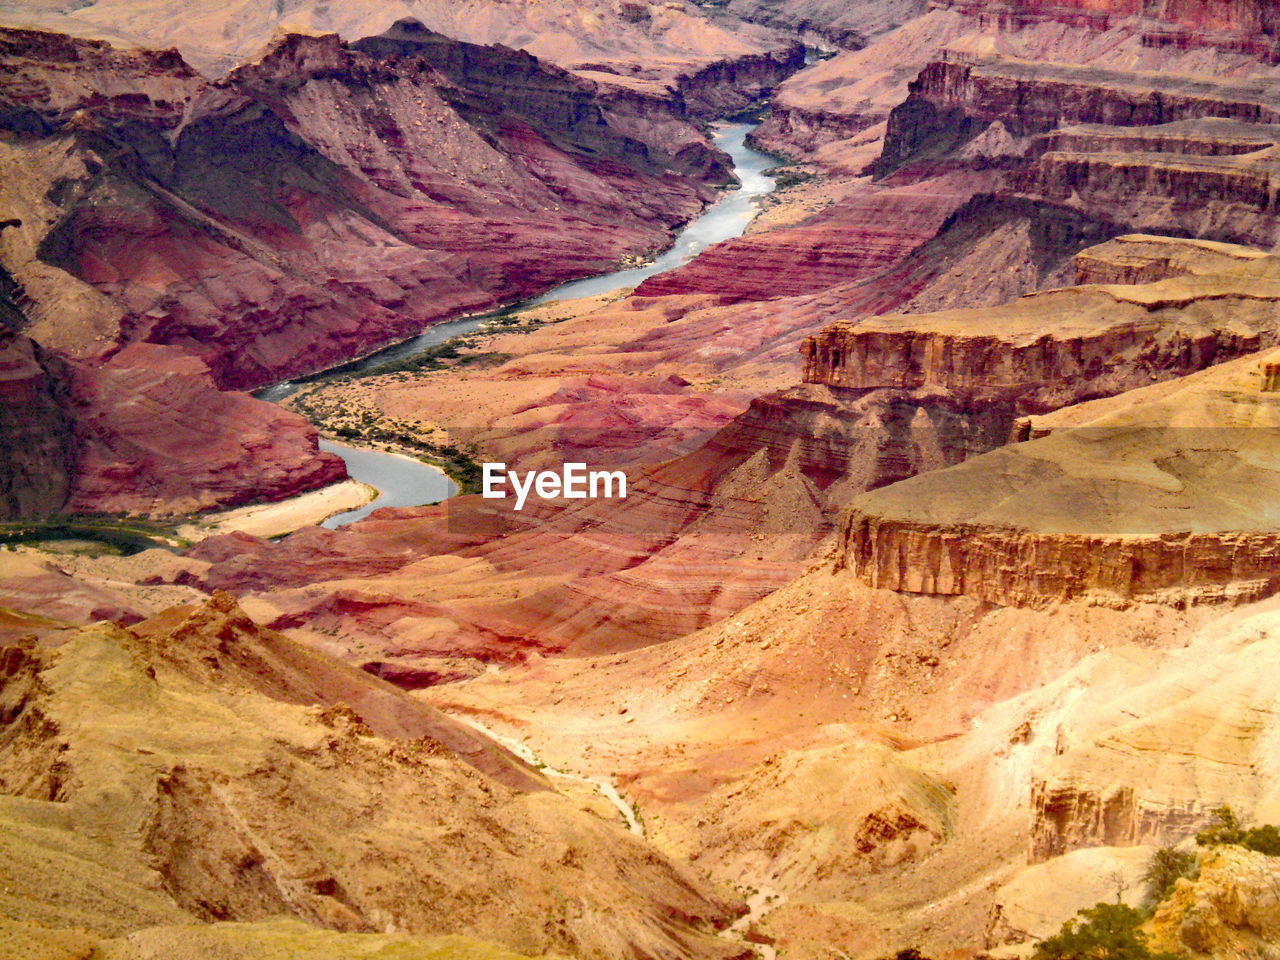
[7,1,1280,959]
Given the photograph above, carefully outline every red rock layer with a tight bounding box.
[632,183,971,301]
[1,26,730,389]
[838,514,1280,607]
[0,337,344,519]
[60,344,346,515]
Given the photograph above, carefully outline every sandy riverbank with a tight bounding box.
[177,480,377,541]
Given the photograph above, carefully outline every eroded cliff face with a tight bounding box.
[801,282,1280,406]
[834,342,1280,608]
[0,334,74,519]
[935,0,1280,58]
[0,25,733,390]
[878,56,1280,170]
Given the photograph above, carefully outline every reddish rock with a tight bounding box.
[0,334,74,519]
[2,26,730,390]
[60,344,346,515]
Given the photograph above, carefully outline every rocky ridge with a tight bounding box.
[0,594,746,960]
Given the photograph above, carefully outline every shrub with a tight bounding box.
[1033,902,1179,960]
[1195,805,1243,847]
[1242,824,1280,856]
[1141,846,1196,905]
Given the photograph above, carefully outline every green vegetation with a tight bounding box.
[335,426,482,495]
[0,515,185,555]
[1195,805,1280,854]
[765,166,818,190]
[1141,846,1196,906]
[1033,903,1180,960]
[364,341,511,378]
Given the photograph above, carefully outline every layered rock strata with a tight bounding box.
[0,594,745,959]
[0,25,729,389]
[836,348,1280,606]
[878,56,1280,175]
[802,278,1280,407]
[1073,232,1273,285]
[935,0,1280,59]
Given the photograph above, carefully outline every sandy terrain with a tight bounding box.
[177,480,377,541]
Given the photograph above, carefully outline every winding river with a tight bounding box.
[281,122,776,527]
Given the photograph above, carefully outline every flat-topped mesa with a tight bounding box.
[931,0,1280,58]
[835,348,1280,607]
[1015,146,1280,247]
[1034,119,1280,159]
[1074,233,1274,285]
[875,56,1280,175]
[800,277,1280,409]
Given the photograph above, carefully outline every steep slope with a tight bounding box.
[0,25,731,390]
[0,0,800,93]
[0,594,746,960]
[0,333,343,519]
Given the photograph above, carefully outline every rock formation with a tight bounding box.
[0,594,746,959]
[0,25,738,391]
[0,333,74,519]
[837,346,1280,607]
[0,333,344,519]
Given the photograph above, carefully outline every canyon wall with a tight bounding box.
[934,0,1280,58]
[0,336,345,518]
[0,334,74,519]
[877,56,1280,173]
[0,25,735,390]
[839,514,1280,607]
[801,284,1280,409]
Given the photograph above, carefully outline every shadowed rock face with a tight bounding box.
[0,334,74,519]
[1,25,733,390]
[0,335,345,518]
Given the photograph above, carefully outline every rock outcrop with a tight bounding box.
[1073,232,1274,285]
[0,0,799,84]
[0,595,746,959]
[802,278,1280,406]
[1150,846,1280,956]
[62,344,347,515]
[836,347,1280,607]
[0,26,732,390]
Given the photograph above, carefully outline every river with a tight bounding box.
[274,122,776,527]
[317,440,458,528]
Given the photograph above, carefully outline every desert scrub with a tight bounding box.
[1142,846,1197,906]
[1033,902,1180,960]
[1196,805,1280,855]
[0,515,187,555]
